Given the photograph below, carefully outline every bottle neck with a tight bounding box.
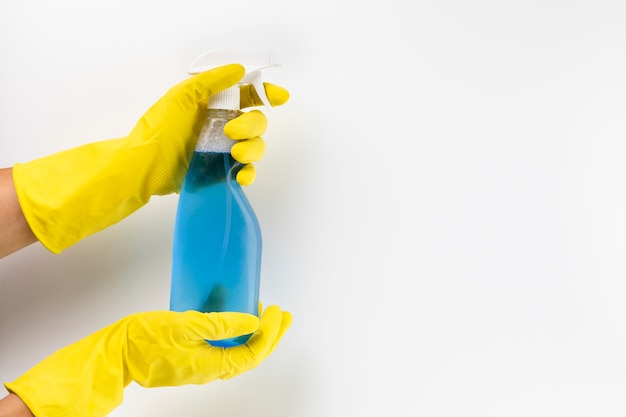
[195,109,242,153]
[206,108,241,119]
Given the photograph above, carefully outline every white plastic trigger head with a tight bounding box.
[188,48,280,112]
[243,70,273,113]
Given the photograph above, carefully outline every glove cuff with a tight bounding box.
[3,320,130,417]
[12,139,157,254]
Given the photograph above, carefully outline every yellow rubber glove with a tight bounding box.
[12,64,290,254]
[4,305,292,417]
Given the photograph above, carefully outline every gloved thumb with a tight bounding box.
[167,63,245,110]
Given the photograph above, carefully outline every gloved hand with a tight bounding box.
[4,305,292,417]
[12,63,289,254]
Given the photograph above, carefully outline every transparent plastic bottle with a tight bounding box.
[170,107,262,347]
[170,48,279,347]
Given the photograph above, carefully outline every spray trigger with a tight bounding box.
[188,48,281,112]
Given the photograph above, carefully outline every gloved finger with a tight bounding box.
[224,110,268,140]
[219,305,286,380]
[170,64,245,109]
[245,305,285,358]
[236,164,256,186]
[232,137,265,164]
[266,311,293,357]
[240,82,290,109]
[182,310,260,341]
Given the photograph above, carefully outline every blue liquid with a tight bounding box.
[170,150,261,347]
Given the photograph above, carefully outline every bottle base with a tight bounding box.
[207,333,252,348]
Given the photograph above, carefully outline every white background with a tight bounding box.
[2,0,626,416]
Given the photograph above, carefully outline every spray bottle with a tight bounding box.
[170,49,280,347]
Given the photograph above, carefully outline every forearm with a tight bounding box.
[0,394,34,417]
[0,168,37,259]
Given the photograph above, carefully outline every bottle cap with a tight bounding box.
[207,86,240,110]
[188,49,280,111]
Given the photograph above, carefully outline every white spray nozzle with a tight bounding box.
[188,48,280,111]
